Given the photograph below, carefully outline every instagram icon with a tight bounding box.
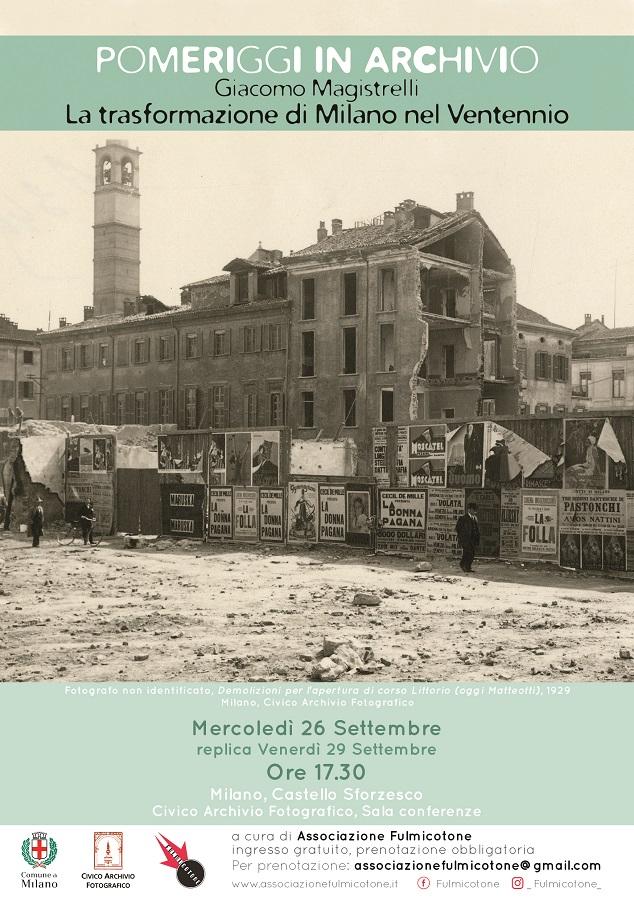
[512,876,525,889]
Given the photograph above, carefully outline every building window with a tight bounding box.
[613,369,625,399]
[61,396,72,421]
[19,381,34,400]
[301,391,314,427]
[79,344,92,368]
[302,278,315,320]
[442,408,455,419]
[380,388,394,423]
[535,352,551,380]
[343,272,357,315]
[211,385,227,428]
[46,397,56,420]
[483,338,498,379]
[99,344,109,367]
[268,324,283,351]
[159,389,174,424]
[101,158,111,184]
[133,339,148,364]
[159,335,174,361]
[98,394,109,424]
[553,355,569,382]
[45,348,56,372]
[535,403,550,414]
[184,387,198,429]
[23,350,34,365]
[134,391,147,425]
[301,331,315,377]
[579,371,591,397]
[213,330,229,356]
[243,326,259,353]
[80,395,90,422]
[269,390,284,426]
[237,273,249,303]
[517,345,528,375]
[116,340,129,367]
[444,288,457,318]
[379,269,396,311]
[116,393,126,425]
[243,388,257,427]
[121,159,133,186]
[61,348,73,371]
[343,389,357,427]
[442,344,455,379]
[185,333,199,359]
[379,323,395,372]
[343,327,357,374]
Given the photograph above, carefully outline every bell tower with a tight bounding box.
[93,140,141,316]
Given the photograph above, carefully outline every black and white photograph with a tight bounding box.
[0,129,633,684]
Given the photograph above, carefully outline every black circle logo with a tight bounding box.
[176,858,205,888]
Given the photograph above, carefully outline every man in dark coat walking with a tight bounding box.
[79,498,97,545]
[456,502,480,573]
[30,497,44,548]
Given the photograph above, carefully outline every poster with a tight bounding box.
[259,488,284,542]
[372,426,389,485]
[207,486,233,539]
[520,490,558,559]
[233,488,258,542]
[426,487,464,557]
[447,422,485,487]
[66,479,114,533]
[409,423,447,487]
[627,491,634,571]
[499,486,521,558]
[67,435,114,474]
[318,484,346,541]
[465,488,501,557]
[563,418,607,490]
[559,490,626,570]
[158,432,207,473]
[2,12,634,900]
[376,488,426,554]
[251,431,280,486]
[224,432,252,485]
[287,481,317,542]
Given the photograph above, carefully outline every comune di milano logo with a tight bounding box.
[21,831,58,890]
[156,834,205,888]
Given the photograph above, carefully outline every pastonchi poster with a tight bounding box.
[0,1,633,897]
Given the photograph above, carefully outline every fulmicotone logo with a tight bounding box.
[156,834,205,888]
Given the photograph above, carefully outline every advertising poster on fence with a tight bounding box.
[465,487,501,557]
[559,489,626,570]
[208,433,226,485]
[225,432,252,485]
[158,432,207,473]
[250,431,280,486]
[207,486,233,539]
[409,424,447,487]
[395,425,409,486]
[376,488,426,554]
[627,492,634,571]
[447,422,485,488]
[287,481,317,542]
[233,488,259,542]
[563,418,608,490]
[521,490,559,559]
[372,426,389,485]
[160,483,205,538]
[318,484,346,541]
[345,486,373,547]
[258,488,284,542]
[426,487,463,557]
[499,486,521,558]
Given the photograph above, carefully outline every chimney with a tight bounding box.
[456,191,475,212]
[271,249,283,264]
[331,218,343,235]
[601,314,605,325]
[584,314,592,325]
[383,210,395,227]
[84,306,94,321]
[59,317,67,328]
[394,203,407,226]
[317,220,327,242]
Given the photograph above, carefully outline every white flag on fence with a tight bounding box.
[598,418,626,464]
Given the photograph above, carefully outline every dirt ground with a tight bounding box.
[1,531,633,683]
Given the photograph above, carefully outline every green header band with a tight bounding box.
[0,36,632,130]
[1,682,632,825]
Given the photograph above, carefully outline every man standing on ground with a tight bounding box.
[79,498,96,545]
[30,497,44,548]
[456,502,480,573]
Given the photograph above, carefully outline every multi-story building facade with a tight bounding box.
[0,314,41,423]
[571,314,634,411]
[515,304,574,415]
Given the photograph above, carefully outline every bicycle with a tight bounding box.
[56,520,104,547]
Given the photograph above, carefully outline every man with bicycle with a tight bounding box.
[79,498,97,546]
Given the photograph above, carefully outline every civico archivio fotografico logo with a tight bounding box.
[156,834,205,888]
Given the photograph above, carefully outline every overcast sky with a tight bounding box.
[1,130,632,332]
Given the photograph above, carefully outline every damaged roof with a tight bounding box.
[515,303,574,333]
